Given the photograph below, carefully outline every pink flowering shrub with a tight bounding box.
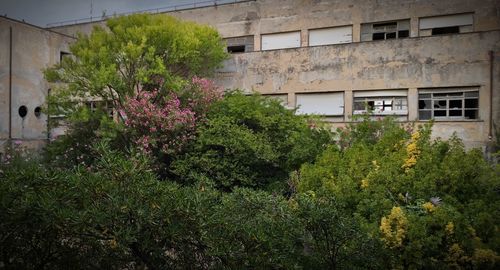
[121,77,222,156]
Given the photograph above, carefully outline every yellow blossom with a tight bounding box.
[372,160,380,170]
[422,202,435,213]
[361,179,369,189]
[109,238,118,249]
[380,206,408,248]
[402,131,421,173]
[446,222,454,235]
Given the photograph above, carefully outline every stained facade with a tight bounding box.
[1,0,500,154]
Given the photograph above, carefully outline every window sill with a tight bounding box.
[416,119,483,122]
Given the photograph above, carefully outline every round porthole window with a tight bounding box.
[34,106,42,118]
[18,105,27,118]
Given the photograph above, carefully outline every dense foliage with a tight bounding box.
[2,115,498,269]
[45,13,227,116]
[2,13,498,270]
[171,91,332,191]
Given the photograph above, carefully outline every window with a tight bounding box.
[263,94,289,107]
[418,88,479,120]
[261,31,301,51]
[353,90,408,115]
[60,51,71,62]
[419,13,473,36]
[295,92,344,116]
[84,100,114,118]
[361,20,410,41]
[225,36,254,53]
[309,26,352,46]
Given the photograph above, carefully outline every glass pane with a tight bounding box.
[353,101,366,111]
[449,99,462,109]
[465,91,478,98]
[465,109,478,119]
[419,99,431,109]
[398,30,409,38]
[449,110,462,117]
[434,100,447,109]
[465,98,478,108]
[419,110,431,120]
[373,32,385,40]
[434,110,446,117]
[447,92,463,97]
[386,32,396,39]
[419,93,431,99]
[434,93,448,97]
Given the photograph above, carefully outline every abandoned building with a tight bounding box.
[1,0,499,155]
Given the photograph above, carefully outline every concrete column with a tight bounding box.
[344,90,353,122]
[254,33,261,51]
[408,87,418,121]
[288,92,296,110]
[301,29,308,47]
[352,23,361,42]
[410,17,419,37]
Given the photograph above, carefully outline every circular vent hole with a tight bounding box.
[34,106,42,118]
[18,106,27,118]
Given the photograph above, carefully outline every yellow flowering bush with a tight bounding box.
[380,206,408,248]
[402,131,421,173]
[422,202,436,213]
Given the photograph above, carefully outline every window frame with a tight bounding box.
[295,91,345,116]
[418,88,479,121]
[361,19,410,42]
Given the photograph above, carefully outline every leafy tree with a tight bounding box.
[45,13,227,117]
[171,91,332,191]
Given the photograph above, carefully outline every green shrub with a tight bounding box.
[297,117,500,269]
[171,91,332,192]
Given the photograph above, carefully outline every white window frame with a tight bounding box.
[308,25,353,46]
[261,31,301,51]
[353,90,408,115]
[295,92,344,116]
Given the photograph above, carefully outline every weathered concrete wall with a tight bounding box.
[0,17,74,152]
[44,0,500,150]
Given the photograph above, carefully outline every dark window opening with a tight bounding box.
[373,22,397,28]
[227,45,246,53]
[386,32,397,39]
[19,106,27,118]
[431,26,460,35]
[60,51,71,62]
[34,106,42,118]
[418,90,479,120]
[372,32,385,40]
[398,30,409,38]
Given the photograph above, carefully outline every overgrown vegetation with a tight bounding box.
[1,13,498,269]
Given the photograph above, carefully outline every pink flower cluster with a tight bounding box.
[121,77,222,156]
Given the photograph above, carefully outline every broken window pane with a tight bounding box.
[418,89,479,120]
[449,99,462,109]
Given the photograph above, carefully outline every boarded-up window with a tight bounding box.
[353,90,408,115]
[419,13,473,36]
[296,92,344,115]
[361,20,410,41]
[309,26,352,46]
[261,31,301,51]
